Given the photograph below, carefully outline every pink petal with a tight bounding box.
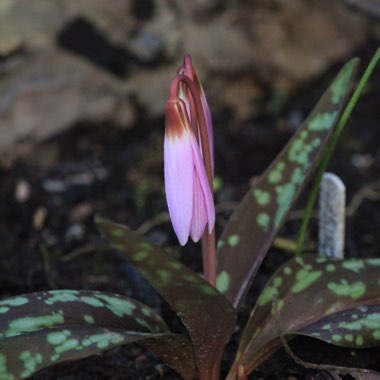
[189,133,215,239]
[178,83,190,117]
[164,130,194,245]
[178,83,197,134]
[165,57,215,245]
[200,90,214,174]
[189,172,208,242]
[182,55,214,173]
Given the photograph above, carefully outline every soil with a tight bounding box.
[1,32,380,380]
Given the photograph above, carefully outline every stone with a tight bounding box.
[0,48,135,154]
[0,0,378,153]
[0,0,136,56]
[128,30,164,63]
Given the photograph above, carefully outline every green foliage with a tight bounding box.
[216,59,359,308]
[1,51,380,380]
[295,48,380,255]
[0,290,168,336]
[95,215,236,379]
[226,255,380,378]
[0,290,196,379]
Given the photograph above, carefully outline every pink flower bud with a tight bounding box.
[178,55,214,173]
[164,92,215,245]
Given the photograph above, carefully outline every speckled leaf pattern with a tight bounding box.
[0,290,168,336]
[216,59,359,308]
[299,303,380,345]
[0,290,197,380]
[95,215,237,379]
[0,327,195,380]
[227,255,380,378]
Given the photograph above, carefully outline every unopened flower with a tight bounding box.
[177,55,214,172]
[164,56,215,246]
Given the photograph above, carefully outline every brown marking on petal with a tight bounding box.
[165,100,191,139]
[182,87,198,137]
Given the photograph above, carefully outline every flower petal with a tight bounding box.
[165,57,215,245]
[182,55,214,172]
[200,89,214,173]
[178,82,197,134]
[164,102,194,245]
[189,171,208,242]
[189,133,215,238]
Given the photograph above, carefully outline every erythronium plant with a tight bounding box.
[1,50,380,380]
[164,55,216,284]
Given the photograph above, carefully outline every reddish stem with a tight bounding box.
[211,358,221,380]
[201,228,216,286]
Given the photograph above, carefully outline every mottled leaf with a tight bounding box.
[0,290,196,379]
[227,255,380,378]
[95,215,237,379]
[299,303,380,346]
[0,290,167,337]
[0,327,195,380]
[216,59,359,308]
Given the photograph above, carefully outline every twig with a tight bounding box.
[345,179,380,216]
[39,244,58,289]
[272,236,316,253]
[289,179,380,221]
[136,212,171,235]
[60,243,106,262]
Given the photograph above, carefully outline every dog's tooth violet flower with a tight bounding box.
[164,55,215,246]
[177,55,214,172]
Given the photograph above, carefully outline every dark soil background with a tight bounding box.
[1,1,380,379]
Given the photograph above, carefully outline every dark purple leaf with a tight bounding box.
[0,326,195,379]
[95,215,237,379]
[0,290,196,379]
[0,290,167,337]
[227,255,380,378]
[297,303,380,352]
[216,59,359,308]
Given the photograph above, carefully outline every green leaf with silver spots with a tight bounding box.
[0,290,196,379]
[95,215,236,379]
[226,255,380,379]
[299,304,380,346]
[0,327,195,380]
[0,290,167,337]
[216,58,359,308]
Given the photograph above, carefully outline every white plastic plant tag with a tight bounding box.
[319,172,346,259]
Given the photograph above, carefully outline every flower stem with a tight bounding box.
[211,358,221,380]
[201,228,216,286]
